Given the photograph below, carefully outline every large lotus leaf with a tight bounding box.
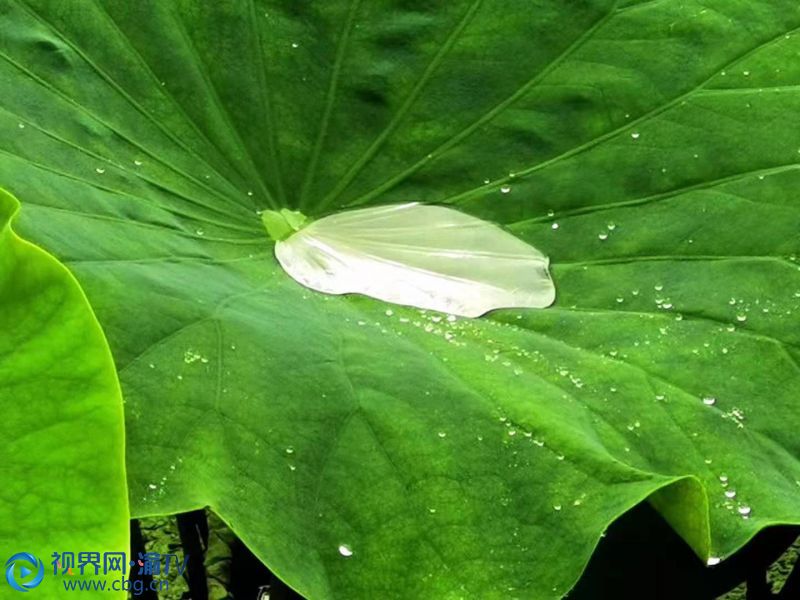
[0,189,127,598]
[1,0,799,598]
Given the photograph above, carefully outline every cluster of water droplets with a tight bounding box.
[143,457,183,503]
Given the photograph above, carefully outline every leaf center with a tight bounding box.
[261,209,309,242]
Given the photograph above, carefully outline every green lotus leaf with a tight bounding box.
[0,189,127,598]
[1,1,799,598]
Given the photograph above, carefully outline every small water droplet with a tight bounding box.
[95,167,106,174]
[551,223,559,230]
[703,397,717,406]
[553,504,562,511]
[196,228,205,236]
[134,160,143,166]
[438,431,447,438]
[338,544,353,557]
[631,132,641,140]
[736,314,747,322]
[598,232,609,241]
[707,557,721,566]
[738,505,751,516]
[285,446,295,455]
[500,185,511,194]
[724,490,736,499]
[291,42,299,48]
[719,475,729,483]
[184,349,203,364]
[384,309,394,317]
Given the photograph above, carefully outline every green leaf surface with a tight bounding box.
[1,1,799,598]
[0,189,128,598]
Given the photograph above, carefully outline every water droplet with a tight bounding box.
[607,222,617,231]
[338,544,353,557]
[736,314,747,322]
[631,132,641,140]
[551,223,560,230]
[738,505,751,516]
[707,557,721,566]
[384,309,394,317]
[196,228,205,236]
[134,159,143,166]
[654,284,664,291]
[719,475,728,483]
[725,490,736,499]
[598,232,609,241]
[553,504,562,511]
[703,397,717,406]
[291,42,299,48]
[148,484,158,490]
[95,167,106,174]
[285,446,295,455]
[500,185,511,194]
[743,70,750,76]
[438,431,447,438]
[184,349,203,364]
